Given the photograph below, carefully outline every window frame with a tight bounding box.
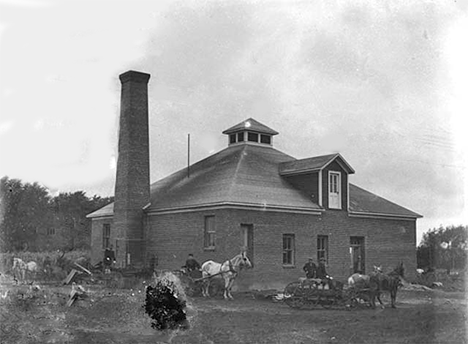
[204,215,216,250]
[260,134,271,144]
[247,132,259,142]
[282,234,295,267]
[46,227,56,236]
[328,171,342,209]
[102,223,111,249]
[317,235,329,263]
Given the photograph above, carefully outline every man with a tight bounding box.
[184,254,201,278]
[316,258,328,279]
[317,258,336,289]
[104,245,116,273]
[303,257,317,279]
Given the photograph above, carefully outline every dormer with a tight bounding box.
[222,118,279,147]
[279,153,355,210]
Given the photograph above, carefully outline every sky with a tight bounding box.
[0,0,467,245]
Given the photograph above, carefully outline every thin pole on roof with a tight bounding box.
[187,133,190,178]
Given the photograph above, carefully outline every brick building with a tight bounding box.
[88,70,422,290]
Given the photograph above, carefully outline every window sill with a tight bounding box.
[204,247,215,252]
[282,265,296,269]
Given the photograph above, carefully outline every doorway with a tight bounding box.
[350,236,365,274]
[241,224,254,267]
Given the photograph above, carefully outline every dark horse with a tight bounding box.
[369,262,405,309]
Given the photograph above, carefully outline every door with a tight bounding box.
[350,236,365,274]
[241,224,254,267]
[329,172,341,209]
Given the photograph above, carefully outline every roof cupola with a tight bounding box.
[222,118,278,147]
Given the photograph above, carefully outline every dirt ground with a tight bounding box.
[0,280,466,344]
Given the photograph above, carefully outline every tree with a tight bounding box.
[1,176,113,252]
[0,177,53,251]
[51,191,113,251]
[417,225,468,271]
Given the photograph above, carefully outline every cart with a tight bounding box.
[174,269,224,297]
[283,277,373,310]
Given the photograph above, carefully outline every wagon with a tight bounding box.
[174,269,223,297]
[283,277,373,310]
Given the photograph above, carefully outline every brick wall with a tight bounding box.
[113,71,151,267]
[144,207,417,291]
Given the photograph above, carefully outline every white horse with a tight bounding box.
[12,258,38,283]
[201,251,252,300]
[348,265,382,287]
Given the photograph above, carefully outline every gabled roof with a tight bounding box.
[279,153,355,175]
[349,184,422,218]
[222,118,279,136]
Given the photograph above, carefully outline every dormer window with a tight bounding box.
[328,171,341,209]
[237,132,245,142]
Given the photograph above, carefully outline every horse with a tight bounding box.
[347,266,383,307]
[12,257,38,283]
[348,265,383,287]
[369,262,405,309]
[200,251,252,300]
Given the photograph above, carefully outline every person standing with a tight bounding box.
[303,257,317,279]
[104,245,116,273]
[316,257,329,279]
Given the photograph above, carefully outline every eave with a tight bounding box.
[348,210,423,221]
[146,201,323,216]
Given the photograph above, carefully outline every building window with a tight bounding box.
[204,216,215,249]
[237,132,245,142]
[328,171,341,209]
[247,132,259,142]
[229,134,236,144]
[102,224,110,249]
[260,134,271,144]
[317,235,328,262]
[350,236,365,274]
[282,234,295,266]
[46,228,56,236]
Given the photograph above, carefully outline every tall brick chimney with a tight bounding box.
[114,70,151,268]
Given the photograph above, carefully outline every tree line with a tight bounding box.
[0,176,113,252]
[417,225,467,272]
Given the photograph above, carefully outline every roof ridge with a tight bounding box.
[227,145,248,199]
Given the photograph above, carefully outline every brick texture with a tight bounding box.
[144,207,416,291]
[113,71,151,268]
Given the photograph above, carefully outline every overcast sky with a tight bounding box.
[0,0,466,244]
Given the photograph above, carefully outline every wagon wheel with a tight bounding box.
[284,282,305,309]
[184,281,198,297]
[208,281,221,297]
[344,288,360,309]
[306,287,322,308]
[320,291,337,309]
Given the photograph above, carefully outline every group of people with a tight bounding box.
[303,257,335,288]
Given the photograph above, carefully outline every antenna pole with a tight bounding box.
[187,133,190,178]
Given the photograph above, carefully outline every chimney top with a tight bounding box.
[119,70,151,84]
